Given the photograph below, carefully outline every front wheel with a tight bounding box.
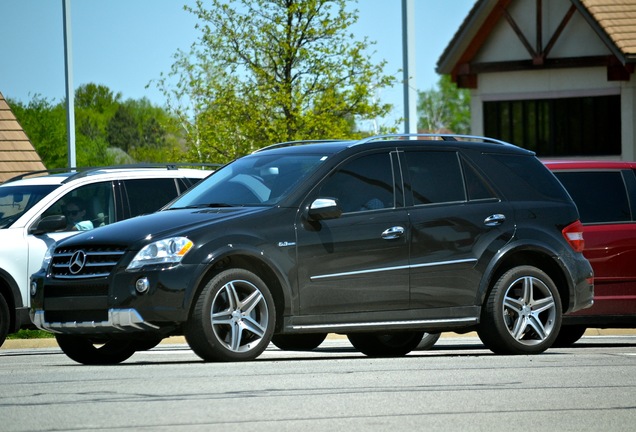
[55,334,136,365]
[347,331,424,357]
[185,268,275,362]
[477,266,561,355]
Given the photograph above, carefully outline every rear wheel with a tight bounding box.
[552,325,586,347]
[347,331,424,357]
[185,268,275,362]
[55,334,136,365]
[477,266,561,355]
[271,333,327,351]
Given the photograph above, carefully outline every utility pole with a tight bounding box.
[402,0,417,135]
[63,0,76,168]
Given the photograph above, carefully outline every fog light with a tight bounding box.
[30,281,38,296]
[135,277,150,294]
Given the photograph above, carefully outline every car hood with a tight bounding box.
[57,206,269,248]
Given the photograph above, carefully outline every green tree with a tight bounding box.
[9,96,68,168]
[106,105,140,153]
[10,84,182,169]
[417,75,471,134]
[154,0,396,164]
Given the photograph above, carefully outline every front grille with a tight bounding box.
[51,245,127,279]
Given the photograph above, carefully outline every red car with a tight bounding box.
[544,161,636,345]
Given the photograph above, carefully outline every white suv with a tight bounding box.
[0,165,212,346]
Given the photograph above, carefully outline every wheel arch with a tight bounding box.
[186,248,292,333]
[480,245,570,312]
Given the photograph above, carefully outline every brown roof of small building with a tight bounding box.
[438,0,636,75]
[578,0,636,57]
[0,92,46,183]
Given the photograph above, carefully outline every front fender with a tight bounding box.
[183,242,295,320]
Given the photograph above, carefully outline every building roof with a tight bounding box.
[577,0,636,61]
[0,92,46,183]
[438,0,636,77]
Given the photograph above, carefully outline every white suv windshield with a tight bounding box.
[170,153,328,208]
[0,185,59,229]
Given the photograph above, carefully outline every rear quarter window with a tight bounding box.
[552,171,631,223]
[486,154,571,202]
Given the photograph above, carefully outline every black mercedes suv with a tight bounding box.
[30,134,594,364]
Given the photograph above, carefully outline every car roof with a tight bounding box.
[253,134,533,156]
[1,165,213,187]
[543,160,636,170]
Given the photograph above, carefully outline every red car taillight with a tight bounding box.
[562,220,585,253]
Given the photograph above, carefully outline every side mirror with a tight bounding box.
[307,198,342,221]
[30,215,67,235]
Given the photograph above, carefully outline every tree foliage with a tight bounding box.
[417,75,471,134]
[154,0,396,164]
[9,84,184,169]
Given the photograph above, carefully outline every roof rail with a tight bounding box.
[254,139,353,153]
[3,163,220,185]
[353,133,513,146]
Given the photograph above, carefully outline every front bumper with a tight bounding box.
[30,262,199,335]
[31,308,159,334]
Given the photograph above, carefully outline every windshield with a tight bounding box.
[0,184,59,229]
[170,153,329,208]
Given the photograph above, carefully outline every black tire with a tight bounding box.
[552,325,587,347]
[184,268,275,362]
[347,331,424,357]
[55,334,136,365]
[271,333,328,351]
[477,265,562,355]
[0,294,9,347]
[416,332,441,350]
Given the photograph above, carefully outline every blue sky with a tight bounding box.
[0,0,474,128]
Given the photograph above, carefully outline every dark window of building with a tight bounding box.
[484,95,620,156]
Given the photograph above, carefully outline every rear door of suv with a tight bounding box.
[401,149,515,312]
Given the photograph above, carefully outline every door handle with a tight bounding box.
[484,214,506,226]
[382,226,405,240]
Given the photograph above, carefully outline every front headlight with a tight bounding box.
[127,237,194,270]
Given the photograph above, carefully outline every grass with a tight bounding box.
[7,329,55,339]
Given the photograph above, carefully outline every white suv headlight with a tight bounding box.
[127,237,193,270]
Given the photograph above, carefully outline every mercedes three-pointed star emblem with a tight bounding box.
[69,250,87,275]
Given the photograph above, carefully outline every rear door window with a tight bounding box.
[403,151,465,205]
[553,171,631,223]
